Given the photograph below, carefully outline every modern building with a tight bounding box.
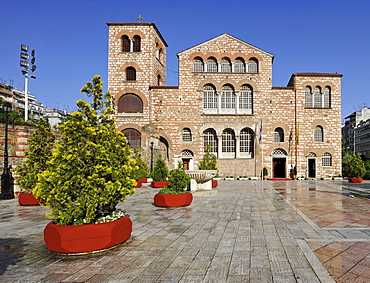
[107,22,342,179]
[342,107,370,154]
[354,116,370,159]
[0,83,68,128]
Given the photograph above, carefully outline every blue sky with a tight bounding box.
[1,0,369,120]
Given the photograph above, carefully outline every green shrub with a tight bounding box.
[346,153,366,178]
[150,154,168,181]
[158,162,190,194]
[131,148,149,181]
[199,144,218,176]
[16,118,56,192]
[34,75,136,225]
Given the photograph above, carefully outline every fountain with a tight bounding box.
[185,170,217,191]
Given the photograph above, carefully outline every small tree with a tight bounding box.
[150,154,169,181]
[16,118,56,192]
[34,75,137,225]
[158,162,190,194]
[199,145,218,175]
[346,153,366,178]
[131,148,149,181]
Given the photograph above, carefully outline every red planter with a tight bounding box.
[151,181,170,188]
[44,215,132,254]
[18,192,40,206]
[212,180,218,188]
[348,178,363,183]
[134,181,142,187]
[139,178,148,183]
[154,192,193,207]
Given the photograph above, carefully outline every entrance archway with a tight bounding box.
[181,150,194,170]
[272,148,288,178]
[307,152,317,178]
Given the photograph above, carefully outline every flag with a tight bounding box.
[259,120,263,142]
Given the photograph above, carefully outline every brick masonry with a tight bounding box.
[107,22,342,179]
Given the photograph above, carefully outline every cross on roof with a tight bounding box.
[137,15,144,22]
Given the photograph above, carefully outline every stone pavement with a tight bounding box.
[1,180,370,282]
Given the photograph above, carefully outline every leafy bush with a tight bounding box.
[150,154,168,181]
[16,118,56,192]
[199,145,218,175]
[131,148,149,181]
[158,162,190,194]
[34,76,137,225]
[345,153,366,178]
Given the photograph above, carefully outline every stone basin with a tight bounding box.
[185,170,217,184]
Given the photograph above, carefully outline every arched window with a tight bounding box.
[322,152,332,167]
[273,127,284,143]
[182,128,192,142]
[323,86,331,108]
[203,129,218,155]
[122,35,130,52]
[193,57,204,72]
[133,35,141,52]
[248,58,258,73]
[159,136,169,162]
[314,126,324,142]
[203,84,217,111]
[305,86,313,108]
[239,85,253,113]
[220,58,232,72]
[122,128,141,147]
[222,129,236,157]
[234,58,245,73]
[157,75,161,86]
[206,57,218,72]
[126,67,136,81]
[314,86,322,108]
[221,85,235,109]
[118,94,143,113]
[240,128,254,157]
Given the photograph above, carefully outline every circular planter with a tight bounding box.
[18,192,40,206]
[154,192,193,207]
[134,181,142,187]
[151,181,170,188]
[44,215,132,254]
[348,178,363,183]
[212,180,218,188]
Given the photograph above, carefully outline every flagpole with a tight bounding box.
[260,119,263,179]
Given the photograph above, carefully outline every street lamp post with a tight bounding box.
[20,44,37,122]
[150,141,154,172]
[1,102,15,199]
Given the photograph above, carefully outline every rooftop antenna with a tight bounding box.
[137,15,144,22]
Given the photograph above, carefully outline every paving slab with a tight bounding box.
[1,180,370,282]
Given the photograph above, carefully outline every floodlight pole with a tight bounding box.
[20,44,36,122]
[24,73,29,121]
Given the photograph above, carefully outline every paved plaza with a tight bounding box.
[2,180,370,282]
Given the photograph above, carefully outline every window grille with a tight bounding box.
[203,129,218,155]
[133,35,141,52]
[307,152,317,157]
[314,126,324,142]
[222,129,236,153]
[240,128,254,155]
[118,94,143,113]
[122,128,141,147]
[220,58,232,72]
[273,128,284,143]
[203,85,217,109]
[221,85,235,109]
[239,85,253,110]
[314,86,322,108]
[272,148,287,156]
[206,58,218,72]
[126,67,136,81]
[322,152,332,167]
[182,128,192,142]
[181,150,193,157]
[248,59,258,73]
[323,86,331,108]
[193,58,204,72]
[122,35,130,52]
[305,86,313,108]
[234,59,245,72]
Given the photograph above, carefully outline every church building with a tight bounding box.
[107,22,342,179]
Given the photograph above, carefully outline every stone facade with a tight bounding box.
[107,22,342,179]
